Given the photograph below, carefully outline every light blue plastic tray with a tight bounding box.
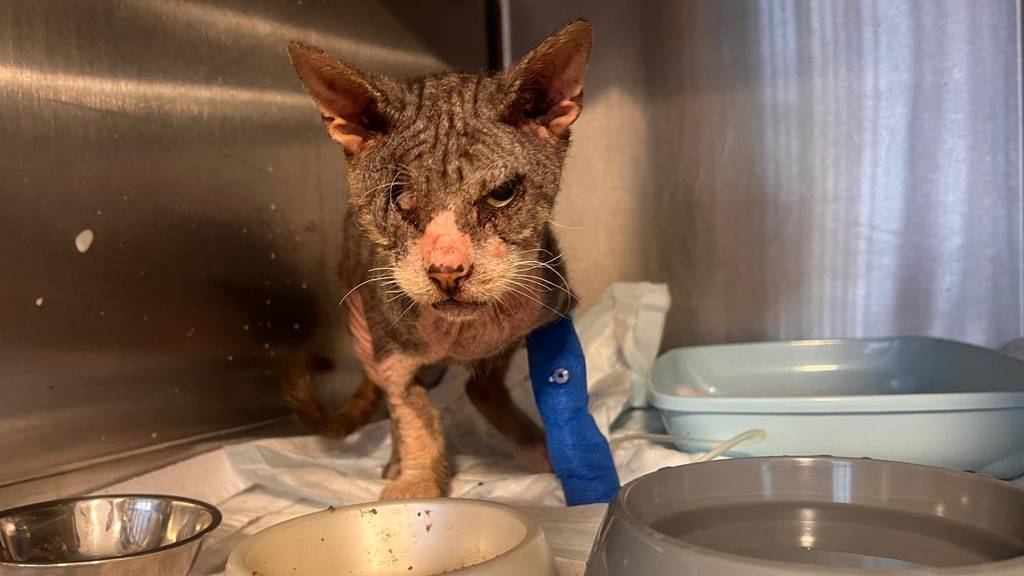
[648,337,1024,479]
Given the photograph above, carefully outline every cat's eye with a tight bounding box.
[484,177,522,209]
[389,183,413,211]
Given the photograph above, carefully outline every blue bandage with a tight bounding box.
[526,316,620,506]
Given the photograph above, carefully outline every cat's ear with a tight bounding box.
[506,19,592,139]
[288,42,386,156]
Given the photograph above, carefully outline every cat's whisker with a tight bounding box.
[390,300,418,328]
[547,218,591,230]
[510,259,573,298]
[513,273,575,301]
[519,259,572,295]
[507,250,558,263]
[508,247,555,257]
[338,276,389,306]
[337,267,401,306]
[499,281,568,320]
[510,274,556,293]
[511,253,565,269]
[362,176,410,196]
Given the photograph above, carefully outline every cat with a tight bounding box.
[284,19,591,500]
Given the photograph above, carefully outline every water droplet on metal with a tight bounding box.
[75,229,94,253]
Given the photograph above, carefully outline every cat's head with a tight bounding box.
[289,20,591,321]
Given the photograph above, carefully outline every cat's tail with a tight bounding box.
[282,353,382,439]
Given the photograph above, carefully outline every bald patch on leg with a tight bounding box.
[346,291,447,498]
[380,381,448,500]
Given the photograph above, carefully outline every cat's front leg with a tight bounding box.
[346,292,448,499]
[466,349,551,473]
[378,367,449,500]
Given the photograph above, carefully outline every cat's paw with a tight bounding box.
[381,458,402,480]
[380,478,444,501]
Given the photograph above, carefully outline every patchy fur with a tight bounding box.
[285,20,592,500]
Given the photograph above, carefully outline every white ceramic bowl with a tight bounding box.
[226,498,557,576]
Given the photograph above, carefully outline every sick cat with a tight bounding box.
[284,19,591,500]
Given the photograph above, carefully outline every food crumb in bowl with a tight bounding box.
[426,523,432,533]
[328,506,336,513]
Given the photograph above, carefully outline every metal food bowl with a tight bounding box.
[0,494,221,575]
[586,457,1024,575]
[226,498,557,576]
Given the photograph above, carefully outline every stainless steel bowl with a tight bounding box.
[0,494,221,575]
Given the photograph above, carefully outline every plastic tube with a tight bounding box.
[610,429,767,463]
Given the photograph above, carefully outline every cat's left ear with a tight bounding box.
[288,41,387,156]
[506,19,592,139]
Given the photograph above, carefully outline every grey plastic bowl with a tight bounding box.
[0,494,221,575]
[585,457,1024,575]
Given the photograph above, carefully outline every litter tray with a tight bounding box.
[648,337,1024,479]
[585,457,1024,575]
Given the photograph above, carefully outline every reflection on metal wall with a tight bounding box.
[0,0,486,487]
[511,0,1022,349]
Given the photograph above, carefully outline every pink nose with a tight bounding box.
[428,264,470,295]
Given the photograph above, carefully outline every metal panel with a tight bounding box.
[0,0,486,487]
[509,0,1023,349]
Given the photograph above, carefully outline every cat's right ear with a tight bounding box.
[288,42,385,156]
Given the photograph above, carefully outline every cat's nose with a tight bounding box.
[428,264,471,295]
